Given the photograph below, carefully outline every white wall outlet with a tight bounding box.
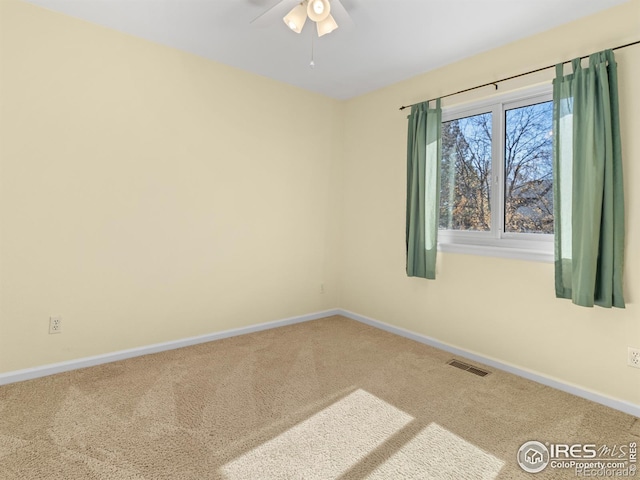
[628,347,640,369]
[49,316,62,334]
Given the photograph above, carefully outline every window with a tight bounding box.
[438,86,554,262]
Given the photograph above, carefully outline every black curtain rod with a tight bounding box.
[398,39,640,111]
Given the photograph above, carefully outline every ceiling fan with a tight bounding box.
[251,0,353,37]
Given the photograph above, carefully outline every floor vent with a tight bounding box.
[447,359,490,377]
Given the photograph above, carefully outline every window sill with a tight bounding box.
[438,242,554,263]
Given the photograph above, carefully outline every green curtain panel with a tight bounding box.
[552,50,625,308]
[406,99,442,279]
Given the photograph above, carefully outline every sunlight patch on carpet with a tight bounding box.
[368,422,504,479]
[220,389,413,479]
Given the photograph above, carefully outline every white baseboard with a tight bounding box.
[0,309,341,386]
[1,307,638,419]
[339,309,640,419]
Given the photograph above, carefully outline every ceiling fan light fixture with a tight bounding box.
[316,14,338,37]
[307,0,330,22]
[283,3,308,33]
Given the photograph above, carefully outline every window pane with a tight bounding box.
[440,112,492,231]
[504,101,553,234]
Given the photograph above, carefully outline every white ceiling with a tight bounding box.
[24,0,630,100]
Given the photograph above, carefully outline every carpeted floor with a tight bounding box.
[0,315,637,479]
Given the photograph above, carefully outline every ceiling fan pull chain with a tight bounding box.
[310,31,315,68]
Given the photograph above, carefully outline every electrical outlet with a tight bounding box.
[49,316,62,334]
[628,347,640,369]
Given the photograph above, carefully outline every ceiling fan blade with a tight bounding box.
[250,0,300,26]
[329,0,354,29]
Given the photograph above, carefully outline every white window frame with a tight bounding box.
[438,84,554,263]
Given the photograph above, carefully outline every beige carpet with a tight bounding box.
[0,315,637,479]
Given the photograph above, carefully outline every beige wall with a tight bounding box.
[0,0,343,371]
[340,1,640,405]
[1,0,639,407]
